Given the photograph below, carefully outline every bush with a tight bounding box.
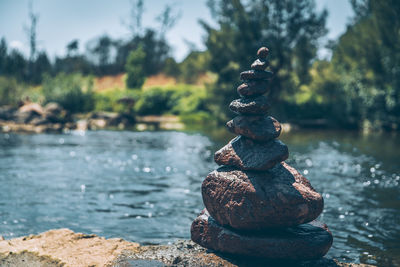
[42,73,95,113]
[94,88,140,113]
[0,76,24,106]
[134,85,209,116]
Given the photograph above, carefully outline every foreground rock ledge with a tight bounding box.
[0,229,374,267]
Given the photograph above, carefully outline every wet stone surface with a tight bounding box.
[237,81,269,97]
[202,162,324,230]
[229,95,270,114]
[240,70,274,81]
[191,209,333,260]
[251,59,268,70]
[214,136,289,170]
[226,115,281,141]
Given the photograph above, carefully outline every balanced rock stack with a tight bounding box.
[191,47,333,260]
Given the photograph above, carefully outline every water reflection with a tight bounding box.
[0,130,399,266]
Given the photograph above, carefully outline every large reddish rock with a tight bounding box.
[202,162,323,230]
[237,81,269,97]
[214,136,288,170]
[226,115,281,141]
[191,209,333,260]
[229,95,270,114]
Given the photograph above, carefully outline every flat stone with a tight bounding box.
[191,209,333,260]
[202,162,324,230]
[240,70,273,81]
[226,115,281,141]
[237,81,269,97]
[214,136,288,170]
[251,59,268,70]
[229,96,270,115]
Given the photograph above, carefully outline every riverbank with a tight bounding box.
[0,102,189,133]
[0,228,374,267]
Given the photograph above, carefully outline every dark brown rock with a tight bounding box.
[202,162,324,229]
[214,136,288,170]
[226,116,281,141]
[0,105,16,121]
[229,96,270,115]
[257,47,269,59]
[240,70,273,81]
[237,81,268,97]
[251,59,268,70]
[191,209,333,260]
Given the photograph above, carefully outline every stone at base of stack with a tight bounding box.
[191,209,333,260]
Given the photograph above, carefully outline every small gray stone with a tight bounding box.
[226,115,281,141]
[240,70,273,81]
[251,59,268,70]
[257,47,269,59]
[229,96,270,115]
[236,81,269,97]
[214,136,288,171]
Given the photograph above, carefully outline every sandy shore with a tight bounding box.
[0,229,374,267]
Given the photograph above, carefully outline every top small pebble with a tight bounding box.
[257,47,269,59]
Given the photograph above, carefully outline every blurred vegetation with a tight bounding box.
[0,76,24,106]
[201,0,328,121]
[42,73,95,113]
[125,46,146,89]
[135,84,208,115]
[0,0,399,131]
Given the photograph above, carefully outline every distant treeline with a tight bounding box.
[0,0,399,131]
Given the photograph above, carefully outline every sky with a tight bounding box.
[0,0,354,62]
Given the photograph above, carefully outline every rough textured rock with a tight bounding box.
[202,162,324,229]
[226,115,281,141]
[251,59,268,70]
[240,70,273,81]
[229,95,270,115]
[0,228,140,267]
[18,102,44,115]
[43,102,71,124]
[214,136,288,170]
[237,81,269,97]
[0,106,16,120]
[191,209,333,260]
[257,47,269,59]
[13,109,42,124]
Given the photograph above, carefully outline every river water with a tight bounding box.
[0,129,399,266]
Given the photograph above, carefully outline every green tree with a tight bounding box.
[0,38,7,75]
[331,0,400,130]
[163,57,181,77]
[125,46,146,89]
[179,51,210,84]
[0,76,24,106]
[202,0,327,120]
[6,50,27,81]
[88,34,115,75]
[32,51,51,84]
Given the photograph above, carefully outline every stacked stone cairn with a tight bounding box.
[191,47,333,260]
